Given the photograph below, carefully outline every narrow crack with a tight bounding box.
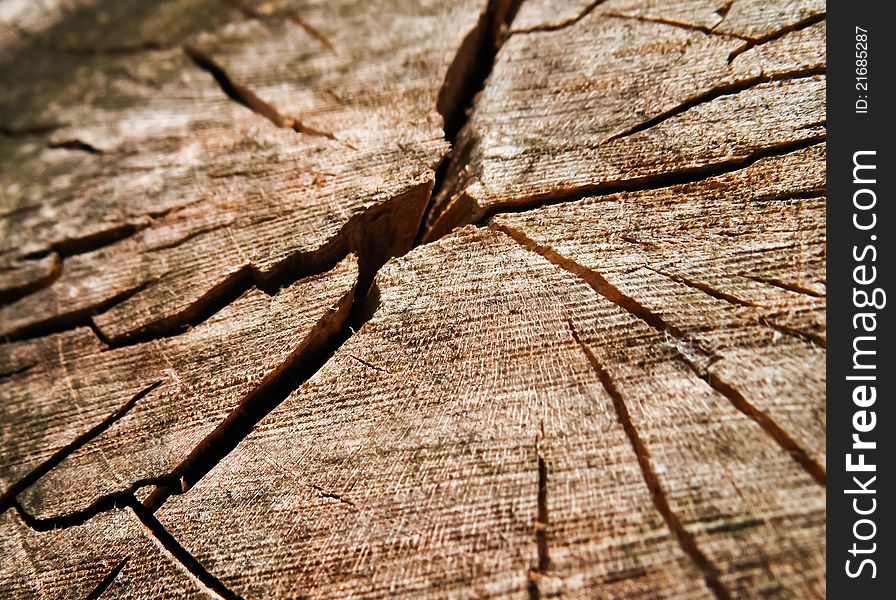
[727,13,826,63]
[743,274,825,298]
[478,136,826,224]
[0,381,162,515]
[509,0,606,35]
[568,322,731,600]
[761,318,826,350]
[1,277,156,344]
[604,68,825,144]
[644,266,756,308]
[47,139,103,154]
[603,12,749,39]
[131,501,241,599]
[183,46,344,145]
[83,557,129,600]
[493,222,825,487]
[0,253,62,306]
[526,437,550,600]
[308,483,356,508]
[141,270,370,511]
[679,356,826,485]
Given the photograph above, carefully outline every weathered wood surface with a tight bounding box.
[0,0,825,598]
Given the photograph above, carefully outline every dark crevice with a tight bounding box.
[494,222,825,488]
[568,323,731,600]
[418,0,523,245]
[140,270,376,511]
[0,381,162,515]
[0,253,62,306]
[727,13,826,63]
[3,179,428,350]
[479,136,826,224]
[48,139,103,154]
[679,357,826,485]
[183,45,343,145]
[84,557,129,600]
[510,0,606,35]
[0,362,36,382]
[526,441,550,600]
[604,68,825,144]
[130,502,242,599]
[1,278,152,345]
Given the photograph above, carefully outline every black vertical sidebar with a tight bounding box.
[828,1,894,597]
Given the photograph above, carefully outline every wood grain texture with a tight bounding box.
[491,143,826,470]
[424,0,825,238]
[0,0,825,597]
[1,256,357,521]
[0,0,488,341]
[155,227,823,598]
[0,507,206,599]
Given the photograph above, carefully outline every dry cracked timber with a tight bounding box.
[1,0,824,598]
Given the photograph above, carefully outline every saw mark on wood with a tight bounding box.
[568,322,731,600]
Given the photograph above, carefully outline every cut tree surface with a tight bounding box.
[156,227,823,598]
[0,0,489,342]
[1,256,357,521]
[424,0,825,238]
[0,0,825,597]
[0,507,210,598]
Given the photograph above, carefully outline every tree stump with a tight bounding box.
[0,0,825,598]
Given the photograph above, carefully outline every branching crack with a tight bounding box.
[0,381,162,515]
[568,322,731,600]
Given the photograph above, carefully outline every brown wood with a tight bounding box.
[1,0,825,597]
